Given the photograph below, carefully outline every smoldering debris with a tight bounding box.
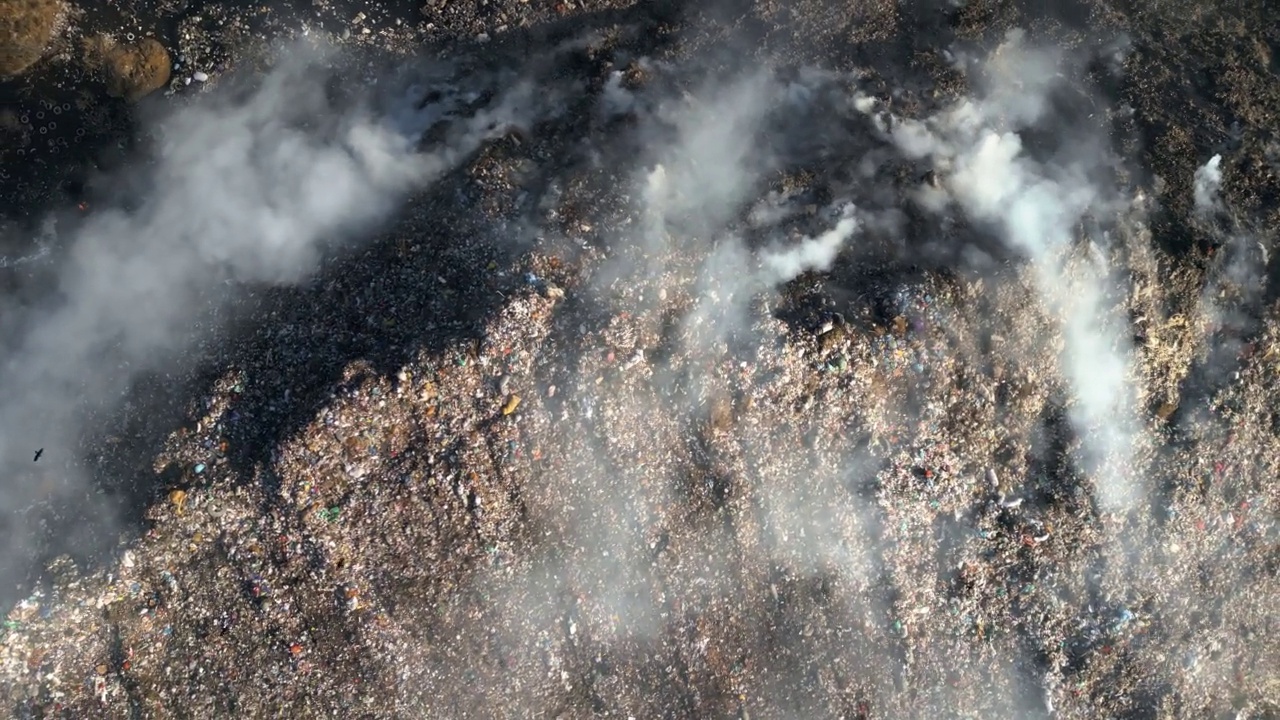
[857,30,1145,514]
[2,9,1280,720]
[0,37,580,600]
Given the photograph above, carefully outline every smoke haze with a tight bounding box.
[1,7,1278,720]
[0,39,571,590]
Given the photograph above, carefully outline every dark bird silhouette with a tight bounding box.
[33,448,43,462]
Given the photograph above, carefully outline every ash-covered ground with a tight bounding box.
[2,0,1280,718]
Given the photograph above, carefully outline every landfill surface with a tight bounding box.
[2,0,1280,718]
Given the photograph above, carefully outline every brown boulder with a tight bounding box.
[0,0,64,77]
[93,36,171,101]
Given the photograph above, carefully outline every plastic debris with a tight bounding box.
[502,394,522,415]
[169,489,188,515]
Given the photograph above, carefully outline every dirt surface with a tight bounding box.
[1,0,1280,718]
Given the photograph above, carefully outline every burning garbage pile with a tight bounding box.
[2,12,1280,720]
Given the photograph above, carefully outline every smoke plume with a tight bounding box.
[1194,153,1223,215]
[0,39,564,589]
[862,30,1144,512]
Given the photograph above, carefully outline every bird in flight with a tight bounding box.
[33,448,43,462]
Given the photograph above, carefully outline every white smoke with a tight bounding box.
[759,204,860,283]
[0,39,566,586]
[13,19,1273,720]
[1194,152,1269,379]
[862,30,1144,511]
[458,64,877,679]
[1193,153,1223,215]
